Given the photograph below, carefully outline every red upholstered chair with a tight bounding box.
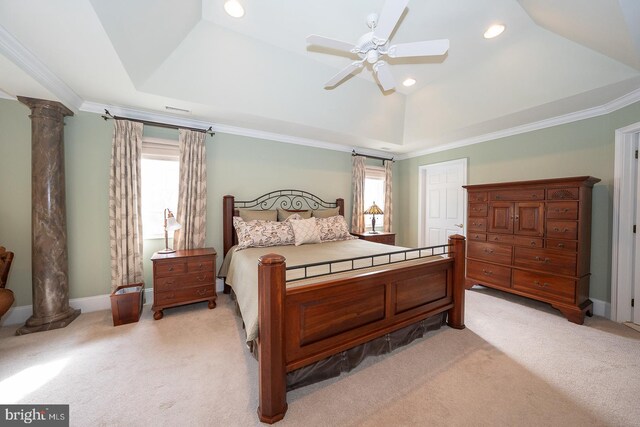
[0,246,15,319]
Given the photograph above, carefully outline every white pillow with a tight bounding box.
[290,217,322,246]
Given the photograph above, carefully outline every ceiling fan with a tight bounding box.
[306,0,449,92]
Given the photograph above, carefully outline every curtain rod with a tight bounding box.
[352,150,394,162]
[101,110,215,136]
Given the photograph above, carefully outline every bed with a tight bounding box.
[220,190,466,423]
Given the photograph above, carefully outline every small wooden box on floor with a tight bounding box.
[110,282,144,326]
[464,176,600,324]
[351,231,396,245]
[150,248,217,320]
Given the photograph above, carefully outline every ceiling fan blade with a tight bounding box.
[324,61,364,88]
[373,61,395,91]
[373,0,410,43]
[307,35,356,53]
[387,39,450,58]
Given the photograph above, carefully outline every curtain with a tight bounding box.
[109,120,144,292]
[351,155,366,233]
[174,129,207,250]
[384,160,393,233]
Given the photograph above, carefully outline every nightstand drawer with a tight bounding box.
[187,259,215,273]
[155,284,215,305]
[352,232,395,245]
[155,271,215,292]
[155,261,186,277]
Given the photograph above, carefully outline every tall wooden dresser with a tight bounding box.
[463,176,600,324]
[151,248,217,320]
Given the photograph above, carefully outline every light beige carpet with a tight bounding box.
[1,287,639,426]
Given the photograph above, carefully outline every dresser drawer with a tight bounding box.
[467,260,511,288]
[155,260,186,277]
[490,189,544,201]
[546,239,578,251]
[547,187,579,200]
[513,236,543,248]
[469,203,488,217]
[468,232,486,242]
[468,217,487,231]
[513,247,577,276]
[512,269,575,304]
[486,234,514,244]
[546,202,578,220]
[468,192,487,202]
[155,271,215,292]
[467,242,512,265]
[546,220,578,240]
[154,284,215,305]
[187,259,215,273]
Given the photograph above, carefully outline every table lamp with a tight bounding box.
[158,208,182,254]
[364,202,384,234]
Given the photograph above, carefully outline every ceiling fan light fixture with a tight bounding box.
[484,24,505,39]
[224,0,245,18]
[402,78,416,87]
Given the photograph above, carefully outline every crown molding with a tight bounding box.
[0,89,15,100]
[397,87,640,160]
[80,101,392,159]
[0,24,83,111]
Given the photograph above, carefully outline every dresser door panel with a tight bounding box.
[514,202,544,236]
[488,202,513,234]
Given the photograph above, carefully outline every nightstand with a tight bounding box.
[352,231,396,245]
[150,248,217,320]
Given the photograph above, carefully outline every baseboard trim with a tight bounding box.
[591,298,610,319]
[0,279,225,327]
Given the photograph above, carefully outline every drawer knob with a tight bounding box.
[557,243,565,248]
[482,269,493,276]
[197,275,205,281]
[168,267,174,271]
[196,288,209,296]
[534,281,549,288]
[531,194,537,198]
[530,241,536,246]
[483,248,494,254]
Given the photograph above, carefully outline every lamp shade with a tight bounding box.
[364,202,384,215]
[166,212,181,231]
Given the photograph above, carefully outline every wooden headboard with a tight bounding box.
[223,189,344,256]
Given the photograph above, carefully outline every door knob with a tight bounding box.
[454,223,463,228]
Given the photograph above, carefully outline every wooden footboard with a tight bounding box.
[256,235,466,423]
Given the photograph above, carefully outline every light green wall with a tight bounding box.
[1,98,401,306]
[396,100,640,303]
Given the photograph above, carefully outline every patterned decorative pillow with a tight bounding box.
[316,215,357,242]
[233,217,295,250]
[290,217,322,246]
[283,213,302,222]
[277,208,312,221]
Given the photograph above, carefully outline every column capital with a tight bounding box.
[18,96,74,119]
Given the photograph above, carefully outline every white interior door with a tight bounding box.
[418,159,467,247]
[633,135,639,324]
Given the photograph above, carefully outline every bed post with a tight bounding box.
[336,198,344,216]
[223,195,235,294]
[257,254,288,424]
[447,234,466,330]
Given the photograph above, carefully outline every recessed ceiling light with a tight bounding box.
[402,78,416,87]
[484,24,505,39]
[224,0,245,18]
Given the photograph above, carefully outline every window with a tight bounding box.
[141,138,180,239]
[364,166,386,231]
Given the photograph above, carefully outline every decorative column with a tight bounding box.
[16,97,80,335]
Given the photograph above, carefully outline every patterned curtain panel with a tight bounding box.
[109,120,144,292]
[174,129,207,250]
[351,155,366,233]
[384,160,393,233]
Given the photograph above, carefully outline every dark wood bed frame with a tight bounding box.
[222,190,466,424]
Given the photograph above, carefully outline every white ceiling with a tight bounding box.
[1,0,639,156]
